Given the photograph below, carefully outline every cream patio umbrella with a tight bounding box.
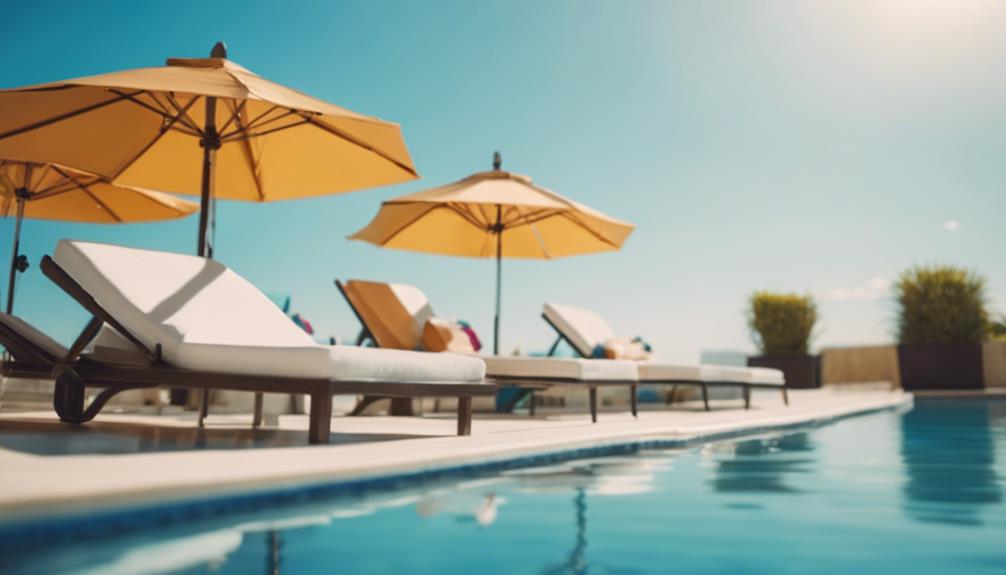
[350,152,634,354]
[0,42,418,258]
[0,160,198,314]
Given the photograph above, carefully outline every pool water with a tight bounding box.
[3,398,1005,574]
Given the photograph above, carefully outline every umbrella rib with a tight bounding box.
[231,106,266,201]
[450,203,491,230]
[229,105,283,134]
[0,91,138,142]
[110,90,200,138]
[52,165,123,223]
[372,203,442,246]
[144,91,176,118]
[527,221,552,259]
[221,118,311,143]
[163,93,206,135]
[560,212,620,249]
[32,163,54,192]
[107,94,202,180]
[217,100,247,136]
[220,108,297,140]
[297,113,418,178]
[108,89,174,121]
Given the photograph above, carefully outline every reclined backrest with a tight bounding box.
[340,279,433,350]
[53,240,318,364]
[543,302,616,357]
[0,313,68,364]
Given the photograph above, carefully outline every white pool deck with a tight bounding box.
[0,387,910,521]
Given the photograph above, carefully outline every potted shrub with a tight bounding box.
[746,292,820,389]
[895,265,989,390]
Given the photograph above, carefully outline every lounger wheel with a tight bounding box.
[53,369,86,424]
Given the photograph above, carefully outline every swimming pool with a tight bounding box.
[2,398,1003,574]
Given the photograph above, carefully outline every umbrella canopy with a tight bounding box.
[350,152,634,353]
[0,42,418,257]
[0,160,198,313]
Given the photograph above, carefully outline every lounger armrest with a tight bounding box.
[83,345,155,368]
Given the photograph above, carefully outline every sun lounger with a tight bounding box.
[542,303,788,409]
[0,241,491,443]
[336,279,639,421]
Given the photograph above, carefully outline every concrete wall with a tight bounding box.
[983,341,1006,389]
[820,345,900,388]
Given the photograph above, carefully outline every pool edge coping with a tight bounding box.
[0,393,913,545]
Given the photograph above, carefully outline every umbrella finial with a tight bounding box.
[493,151,502,171]
[211,41,228,58]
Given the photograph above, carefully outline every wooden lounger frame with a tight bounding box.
[541,313,789,410]
[335,279,640,422]
[0,257,494,444]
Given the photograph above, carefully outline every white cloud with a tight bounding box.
[823,276,890,302]
[943,219,960,231]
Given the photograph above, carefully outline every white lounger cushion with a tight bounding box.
[543,303,615,357]
[636,362,702,381]
[54,240,484,383]
[698,365,753,383]
[484,357,638,381]
[638,362,784,386]
[747,367,785,386]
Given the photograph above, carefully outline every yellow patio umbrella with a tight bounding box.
[350,152,634,354]
[0,160,199,314]
[0,42,418,258]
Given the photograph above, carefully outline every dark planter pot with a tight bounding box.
[897,342,984,391]
[748,354,821,389]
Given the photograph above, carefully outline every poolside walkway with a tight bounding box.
[0,387,910,520]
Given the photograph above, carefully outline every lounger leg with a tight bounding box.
[528,390,536,416]
[666,385,677,406]
[197,389,210,428]
[252,392,264,428]
[782,387,789,406]
[52,370,86,424]
[589,387,598,423]
[701,384,710,411]
[389,398,414,416]
[457,397,473,436]
[630,384,638,418]
[743,386,751,410]
[308,392,332,445]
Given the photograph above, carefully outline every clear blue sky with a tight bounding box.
[3,0,1003,361]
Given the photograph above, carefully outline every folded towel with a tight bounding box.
[592,336,652,360]
[423,317,481,354]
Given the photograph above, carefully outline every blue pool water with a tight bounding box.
[2,398,1004,574]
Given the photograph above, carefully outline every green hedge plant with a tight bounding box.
[748,292,818,355]
[894,265,989,344]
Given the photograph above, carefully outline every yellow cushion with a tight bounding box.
[341,280,421,350]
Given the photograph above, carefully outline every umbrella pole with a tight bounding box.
[493,205,502,355]
[196,94,219,259]
[196,42,227,259]
[6,194,26,315]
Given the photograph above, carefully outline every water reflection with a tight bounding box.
[542,489,588,575]
[900,399,1003,527]
[708,433,816,494]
